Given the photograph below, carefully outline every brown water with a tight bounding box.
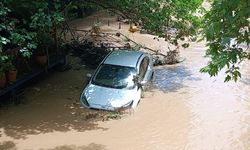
[1,13,250,150]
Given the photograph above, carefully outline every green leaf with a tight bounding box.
[224,75,231,82]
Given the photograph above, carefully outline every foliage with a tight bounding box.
[0,0,66,75]
[0,1,35,58]
[200,0,250,82]
[0,0,65,57]
[65,0,97,19]
[30,1,64,29]
[83,0,203,47]
[0,2,12,53]
[29,1,64,54]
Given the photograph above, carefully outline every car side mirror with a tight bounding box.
[133,75,139,84]
[140,80,147,86]
[133,75,146,86]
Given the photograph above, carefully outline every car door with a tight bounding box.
[138,55,153,83]
[144,54,153,82]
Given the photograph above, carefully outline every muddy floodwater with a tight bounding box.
[1,13,250,149]
[0,41,250,150]
[152,42,250,150]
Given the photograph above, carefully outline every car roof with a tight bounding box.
[103,50,144,67]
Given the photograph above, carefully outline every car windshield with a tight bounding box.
[92,64,136,89]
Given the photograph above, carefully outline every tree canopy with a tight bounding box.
[200,0,250,82]
[0,0,249,81]
[82,0,203,47]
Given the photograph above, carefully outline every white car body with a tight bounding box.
[80,50,154,111]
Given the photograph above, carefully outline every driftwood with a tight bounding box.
[116,32,184,65]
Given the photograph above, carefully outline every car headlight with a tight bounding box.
[110,100,121,108]
[80,94,89,107]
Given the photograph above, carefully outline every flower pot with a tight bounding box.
[7,47,20,56]
[7,69,18,82]
[36,55,48,66]
[0,74,7,88]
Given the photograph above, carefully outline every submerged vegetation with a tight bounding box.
[0,0,249,81]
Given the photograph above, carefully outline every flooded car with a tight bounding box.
[80,50,154,111]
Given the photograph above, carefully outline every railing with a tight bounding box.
[0,54,66,100]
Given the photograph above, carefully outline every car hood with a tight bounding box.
[83,84,134,110]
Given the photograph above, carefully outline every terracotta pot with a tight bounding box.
[0,74,6,88]
[7,69,18,82]
[6,47,20,56]
[36,55,48,65]
[10,47,20,56]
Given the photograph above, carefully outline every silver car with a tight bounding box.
[80,50,154,111]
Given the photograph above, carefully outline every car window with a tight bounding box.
[92,64,136,89]
[139,57,149,79]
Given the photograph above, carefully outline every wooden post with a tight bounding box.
[118,22,121,29]
[108,20,110,26]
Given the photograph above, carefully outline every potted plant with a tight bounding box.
[34,32,53,66]
[29,1,64,66]
[7,66,17,83]
[36,55,47,65]
[6,58,18,83]
[0,68,7,88]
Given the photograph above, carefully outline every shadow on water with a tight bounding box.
[0,101,109,140]
[0,141,107,150]
[240,77,250,85]
[42,143,107,150]
[0,70,111,140]
[153,65,201,92]
[0,141,16,150]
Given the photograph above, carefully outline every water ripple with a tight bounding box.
[153,65,201,92]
